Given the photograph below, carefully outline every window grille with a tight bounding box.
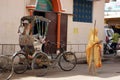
[73,0,93,23]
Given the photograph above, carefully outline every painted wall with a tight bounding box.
[0,0,29,44]
[61,0,105,45]
[0,0,30,55]
[61,0,105,58]
[0,0,105,56]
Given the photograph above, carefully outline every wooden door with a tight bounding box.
[33,11,68,53]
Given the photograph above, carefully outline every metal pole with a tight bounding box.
[56,13,61,54]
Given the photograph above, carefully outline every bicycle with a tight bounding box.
[12,15,77,77]
[0,55,14,80]
[31,40,77,76]
[12,48,50,76]
[12,41,77,77]
[12,15,51,76]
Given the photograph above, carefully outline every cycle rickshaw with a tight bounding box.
[12,16,77,77]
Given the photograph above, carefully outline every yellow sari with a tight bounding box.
[86,28,102,69]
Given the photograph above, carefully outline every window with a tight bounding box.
[73,0,93,23]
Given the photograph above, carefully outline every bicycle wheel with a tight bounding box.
[0,55,13,80]
[12,52,28,74]
[58,52,77,71]
[32,52,49,77]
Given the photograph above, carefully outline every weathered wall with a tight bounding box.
[61,0,105,58]
[0,0,105,57]
[0,0,30,55]
[61,0,105,44]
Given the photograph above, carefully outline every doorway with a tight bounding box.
[33,10,68,53]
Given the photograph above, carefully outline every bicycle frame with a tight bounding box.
[42,41,72,66]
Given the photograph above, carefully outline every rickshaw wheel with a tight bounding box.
[12,52,28,74]
[32,52,49,77]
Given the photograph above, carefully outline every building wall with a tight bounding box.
[61,0,105,43]
[0,0,29,44]
[0,0,105,56]
[61,0,105,54]
[0,0,30,55]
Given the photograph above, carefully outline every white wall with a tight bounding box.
[60,0,73,14]
[0,0,29,44]
[93,1,105,42]
[0,0,105,56]
[61,0,105,44]
[60,0,105,56]
[0,0,105,44]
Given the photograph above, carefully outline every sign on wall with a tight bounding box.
[36,0,53,11]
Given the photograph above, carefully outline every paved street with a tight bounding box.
[9,58,120,80]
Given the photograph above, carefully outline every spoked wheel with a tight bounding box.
[58,52,77,71]
[103,48,110,55]
[12,52,28,74]
[0,55,13,80]
[103,43,111,55]
[32,52,49,77]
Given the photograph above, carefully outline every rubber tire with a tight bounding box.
[58,52,77,71]
[31,52,49,77]
[12,52,28,74]
[0,55,13,80]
